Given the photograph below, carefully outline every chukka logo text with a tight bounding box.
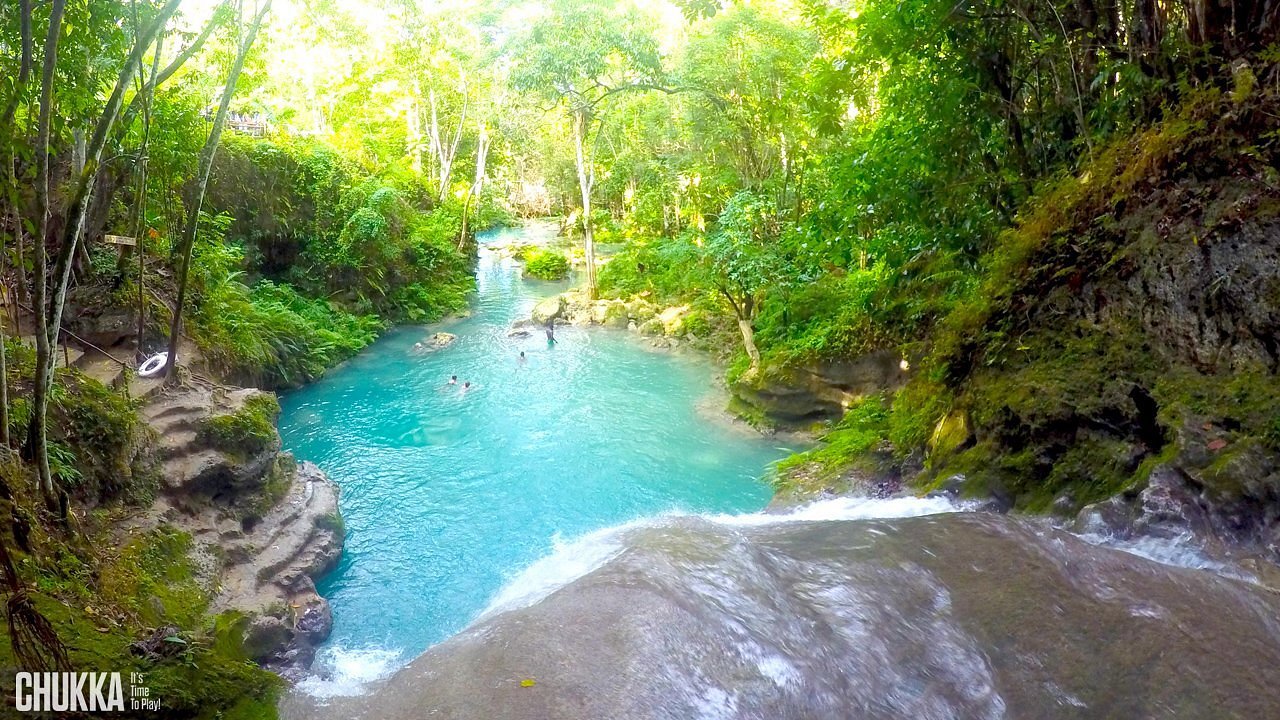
[14,672,129,713]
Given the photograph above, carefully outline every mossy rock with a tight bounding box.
[199,393,281,460]
[927,410,972,463]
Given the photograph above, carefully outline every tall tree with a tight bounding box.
[166,0,273,380]
[27,0,68,496]
[27,0,184,497]
[507,0,664,299]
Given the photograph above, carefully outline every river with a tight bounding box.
[277,221,793,696]
[280,222,1280,718]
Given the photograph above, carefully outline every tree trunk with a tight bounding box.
[429,78,469,202]
[737,316,761,370]
[735,294,760,370]
[129,32,165,353]
[167,0,274,381]
[0,0,34,130]
[1,183,12,448]
[28,0,182,497]
[29,0,67,496]
[572,109,598,299]
[409,81,423,174]
[457,121,490,251]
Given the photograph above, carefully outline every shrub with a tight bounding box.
[524,249,570,280]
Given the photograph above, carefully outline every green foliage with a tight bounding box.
[507,0,664,104]
[187,221,383,387]
[200,394,281,459]
[774,395,890,486]
[598,233,702,300]
[205,135,476,332]
[523,248,571,280]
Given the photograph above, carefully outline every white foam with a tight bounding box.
[713,495,961,527]
[301,495,965,699]
[478,522,636,618]
[479,496,962,620]
[1077,530,1257,583]
[296,645,403,700]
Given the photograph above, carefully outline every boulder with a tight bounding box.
[637,318,664,336]
[532,295,567,325]
[418,332,456,351]
[294,597,334,645]
[659,305,691,335]
[730,350,909,427]
[244,614,294,663]
[590,299,629,327]
[72,308,134,349]
[626,298,658,323]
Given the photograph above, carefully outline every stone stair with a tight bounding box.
[127,378,343,670]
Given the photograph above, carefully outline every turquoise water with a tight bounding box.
[278,223,791,687]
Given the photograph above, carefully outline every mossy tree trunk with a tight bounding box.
[167,0,274,382]
[28,0,182,498]
[457,121,489,251]
[719,288,760,371]
[28,0,68,497]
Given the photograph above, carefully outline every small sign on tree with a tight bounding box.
[104,234,137,247]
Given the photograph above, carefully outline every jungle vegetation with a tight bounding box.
[0,0,1277,715]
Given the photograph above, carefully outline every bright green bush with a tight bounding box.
[524,249,571,280]
[188,227,383,387]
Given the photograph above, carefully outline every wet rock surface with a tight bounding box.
[284,511,1280,720]
[125,378,343,676]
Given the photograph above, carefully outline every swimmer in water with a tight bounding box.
[459,381,473,395]
[518,351,527,364]
[447,375,458,385]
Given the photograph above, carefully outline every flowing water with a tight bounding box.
[277,221,793,695]
[280,221,1280,718]
[284,497,1280,720]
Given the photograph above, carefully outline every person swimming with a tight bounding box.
[518,351,527,363]
[448,375,458,385]
[459,381,473,395]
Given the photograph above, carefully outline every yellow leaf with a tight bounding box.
[520,679,536,688]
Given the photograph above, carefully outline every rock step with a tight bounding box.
[213,476,340,611]
[157,430,200,460]
[141,399,211,423]
[150,412,203,436]
[128,375,166,400]
[251,479,338,583]
[160,449,227,491]
[79,358,126,389]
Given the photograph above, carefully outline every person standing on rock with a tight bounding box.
[545,322,557,346]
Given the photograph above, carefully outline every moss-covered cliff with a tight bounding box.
[777,82,1280,554]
